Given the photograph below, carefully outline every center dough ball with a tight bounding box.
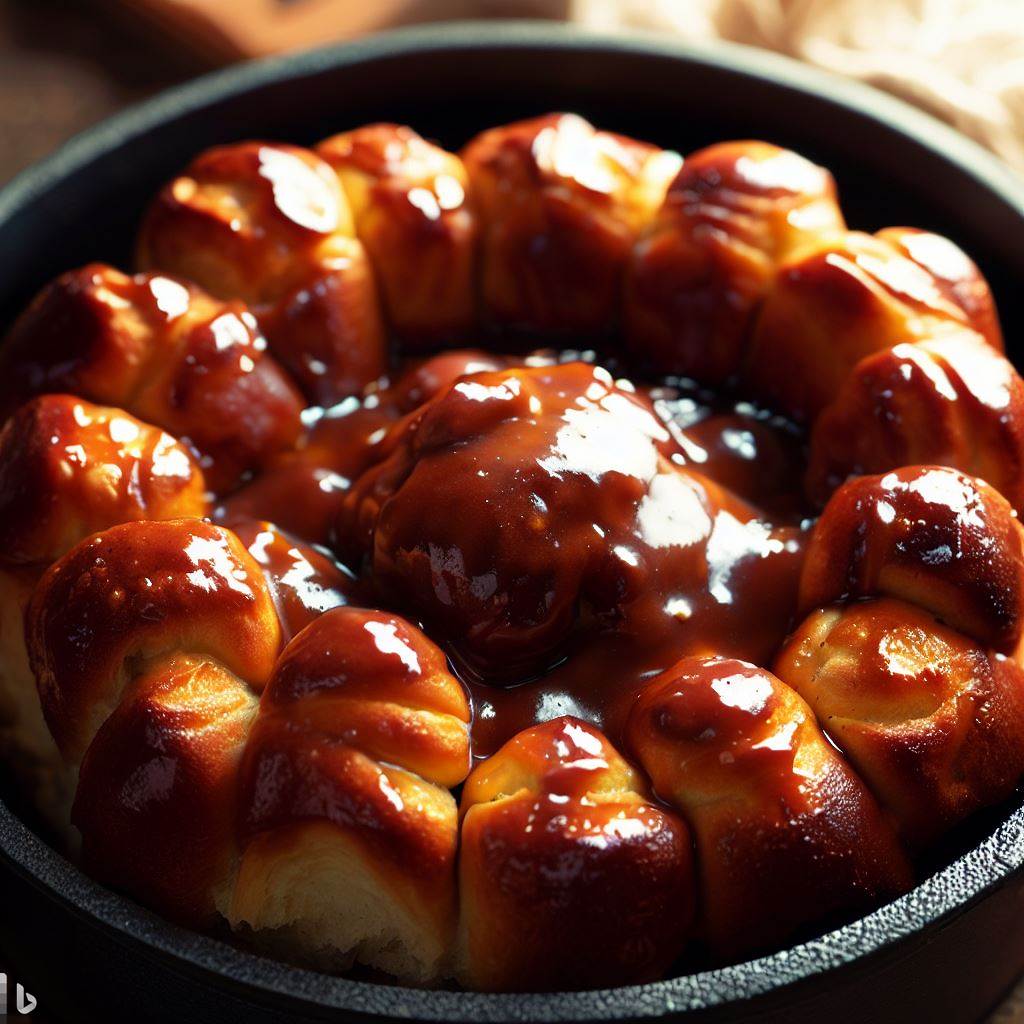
[340,361,753,684]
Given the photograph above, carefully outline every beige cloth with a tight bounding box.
[571,0,1024,171]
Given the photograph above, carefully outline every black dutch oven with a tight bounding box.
[1,20,1023,1024]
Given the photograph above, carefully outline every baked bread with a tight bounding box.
[231,605,469,982]
[318,124,477,348]
[747,228,1003,422]
[0,395,208,824]
[457,716,694,990]
[462,113,681,335]
[28,520,463,978]
[339,359,801,690]
[625,141,846,383]
[2,114,1022,994]
[137,143,388,404]
[776,466,1024,846]
[626,656,912,958]
[0,264,303,492]
[807,327,1024,509]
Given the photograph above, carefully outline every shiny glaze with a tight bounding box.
[0,263,303,492]
[250,605,470,786]
[457,715,694,991]
[227,518,361,641]
[318,124,477,347]
[808,327,1024,510]
[27,518,280,760]
[877,227,1002,349]
[626,655,912,958]
[339,360,805,756]
[73,652,256,924]
[748,229,1004,422]
[237,606,469,878]
[0,395,207,566]
[137,142,388,404]
[776,597,1024,846]
[647,383,810,521]
[216,396,396,546]
[216,350,511,546]
[800,465,1024,653]
[462,113,680,334]
[625,140,845,383]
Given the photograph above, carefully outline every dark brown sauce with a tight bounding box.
[223,351,811,760]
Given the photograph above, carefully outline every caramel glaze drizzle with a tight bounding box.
[216,348,811,762]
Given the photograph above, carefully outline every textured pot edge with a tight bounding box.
[3,792,1024,1021]
[1,20,1023,1022]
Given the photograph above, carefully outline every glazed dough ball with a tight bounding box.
[319,123,477,347]
[0,264,303,492]
[799,465,1024,654]
[138,143,388,404]
[463,113,680,335]
[747,229,1002,422]
[806,328,1024,510]
[0,395,208,829]
[776,597,1024,846]
[230,607,470,983]
[457,716,695,991]
[340,360,770,685]
[26,519,280,920]
[625,140,845,383]
[626,655,912,959]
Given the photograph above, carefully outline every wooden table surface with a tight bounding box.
[0,2,1022,1021]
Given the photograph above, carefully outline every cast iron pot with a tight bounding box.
[1,21,1024,1024]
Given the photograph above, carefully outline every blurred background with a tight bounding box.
[0,0,1021,188]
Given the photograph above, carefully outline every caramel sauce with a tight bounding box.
[463,514,805,759]
[226,353,811,761]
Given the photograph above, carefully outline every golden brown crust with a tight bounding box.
[876,227,1002,349]
[0,264,303,492]
[807,329,1024,509]
[137,142,388,404]
[318,124,477,347]
[231,606,470,980]
[775,598,1024,846]
[237,718,460,887]
[457,716,694,991]
[1,118,1019,992]
[626,656,912,958]
[249,606,470,789]
[72,653,256,924]
[27,518,280,761]
[237,605,470,879]
[799,466,1024,653]
[625,140,845,382]
[0,395,208,566]
[747,230,1001,422]
[462,113,680,335]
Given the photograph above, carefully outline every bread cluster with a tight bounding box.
[2,114,1023,992]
